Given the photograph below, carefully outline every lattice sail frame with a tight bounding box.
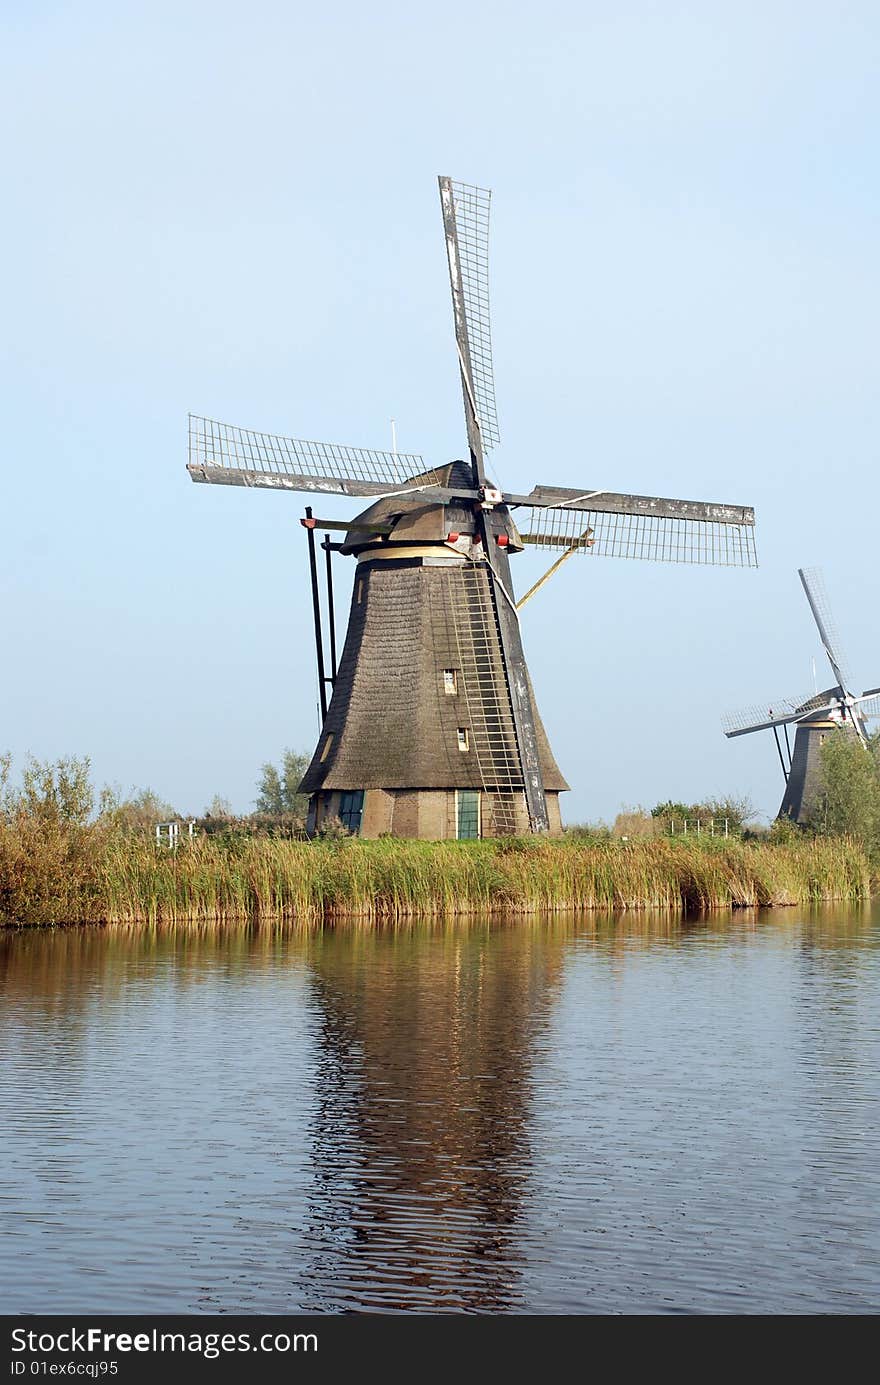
[188,415,439,492]
[447,181,500,451]
[517,504,758,567]
[799,566,852,688]
[442,562,528,836]
[722,691,845,737]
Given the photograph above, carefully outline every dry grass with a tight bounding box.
[0,820,871,928]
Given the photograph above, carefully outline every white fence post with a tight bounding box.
[156,821,183,850]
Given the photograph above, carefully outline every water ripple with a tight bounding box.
[1,910,878,1313]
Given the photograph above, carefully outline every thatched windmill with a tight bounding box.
[188,177,758,838]
[723,567,880,823]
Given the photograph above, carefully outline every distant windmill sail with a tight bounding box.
[799,567,851,693]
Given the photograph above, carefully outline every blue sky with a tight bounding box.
[2,1,878,822]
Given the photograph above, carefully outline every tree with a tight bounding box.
[255,750,310,817]
[809,729,880,857]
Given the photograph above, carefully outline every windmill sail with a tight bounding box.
[514,492,757,567]
[798,567,852,692]
[442,564,527,836]
[439,176,549,833]
[187,415,443,497]
[722,688,842,738]
[438,178,499,455]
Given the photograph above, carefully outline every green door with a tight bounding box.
[457,790,480,840]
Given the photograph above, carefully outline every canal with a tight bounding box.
[1,908,878,1313]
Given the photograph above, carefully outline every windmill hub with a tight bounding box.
[188,177,759,839]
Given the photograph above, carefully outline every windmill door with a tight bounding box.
[456,790,480,840]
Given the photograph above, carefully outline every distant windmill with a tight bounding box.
[188,177,758,839]
[723,568,880,823]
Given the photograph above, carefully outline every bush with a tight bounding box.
[611,808,659,839]
[651,795,757,836]
[563,822,612,842]
[0,756,99,924]
[98,787,179,834]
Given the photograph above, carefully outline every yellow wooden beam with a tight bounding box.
[516,530,594,610]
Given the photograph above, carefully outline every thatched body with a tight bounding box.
[779,716,858,824]
[300,481,567,838]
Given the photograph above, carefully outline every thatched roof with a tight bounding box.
[340,461,524,556]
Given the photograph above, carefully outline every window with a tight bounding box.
[357,578,364,603]
[320,734,334,762]
[443,669,458,695]
[339,790,364,834]
[457,727,469,752]
[457,790,480,840]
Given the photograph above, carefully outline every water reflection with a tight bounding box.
[0,909,878,1314]
[298,927,565,1311]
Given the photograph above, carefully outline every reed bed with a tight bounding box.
[0,823,871,928]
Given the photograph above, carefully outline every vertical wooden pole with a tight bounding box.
[304,507,328,723]
[773,725,789,782]
[322,534,338,683]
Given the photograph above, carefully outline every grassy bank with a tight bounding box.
[0,823,871,928]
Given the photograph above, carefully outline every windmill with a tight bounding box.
[722,567,880,823]
[188,177,758,839]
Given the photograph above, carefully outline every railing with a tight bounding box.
[155,821,196,849]
[666,818,730,838]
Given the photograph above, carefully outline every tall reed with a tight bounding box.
[0,820,871,928]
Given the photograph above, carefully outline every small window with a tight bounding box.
[443,669,458,695]
[357,578,364,603]
[457,728,469,752]
[457,790,480,839]
[320,734,334,762]
[339,790,364,835]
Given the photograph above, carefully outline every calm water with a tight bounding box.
[1,908,879,1315]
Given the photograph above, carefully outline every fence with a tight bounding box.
[155,821,196,849]
[666,818,730,838]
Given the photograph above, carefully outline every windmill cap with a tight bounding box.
[341,462,524,555]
